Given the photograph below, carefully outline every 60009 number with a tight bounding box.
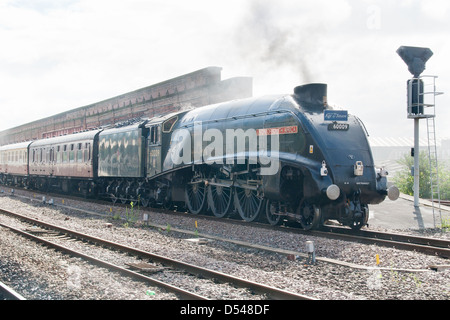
[328,123,349,131]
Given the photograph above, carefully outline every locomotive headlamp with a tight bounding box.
[354,161,364,176]
[320,160,328,176]
[377,167,388,178]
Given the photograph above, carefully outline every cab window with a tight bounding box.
[149,125,161,145]
[163,116,177,133]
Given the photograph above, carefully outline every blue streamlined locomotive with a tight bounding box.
[0,83,399,230]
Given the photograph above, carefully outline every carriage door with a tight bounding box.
[147,124,162,177]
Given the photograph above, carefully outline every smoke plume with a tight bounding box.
[234,0,324,84]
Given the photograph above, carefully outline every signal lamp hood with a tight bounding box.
[397,46,433,77]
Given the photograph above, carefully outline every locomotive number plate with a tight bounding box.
[328,123,349,131]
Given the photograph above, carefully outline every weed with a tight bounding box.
[441,216,450,231]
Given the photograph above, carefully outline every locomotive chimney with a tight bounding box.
[294,83,328,109]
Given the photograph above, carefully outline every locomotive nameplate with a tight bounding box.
[256,126,298,136]
[324,110,348,121]
[327,123,349,131]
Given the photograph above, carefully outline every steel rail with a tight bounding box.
[321,225,450,248]
[316,226,450,259]
[0,280,26,300]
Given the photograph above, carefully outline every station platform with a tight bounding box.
[368,194,450,230]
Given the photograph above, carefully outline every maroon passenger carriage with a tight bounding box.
[27,130,101,195]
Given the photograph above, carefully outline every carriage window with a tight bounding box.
[56,146,60,163]
[84,143,91,162]
[77,143,83,162]
[69,144,75,162]
[63,145,68,163]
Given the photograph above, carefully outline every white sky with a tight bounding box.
[1,0,450,141]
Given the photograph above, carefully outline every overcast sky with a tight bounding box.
[1,0,449,141]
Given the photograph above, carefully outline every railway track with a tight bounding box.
[1,189,450,300]
[317,226,450,259]
[5,188,450,260]
[240,222,450,259]
[0,208,314,300]
[431,199,450,206]
[151,209,450,260]
[0,219,205,300]
[150,206,450,260]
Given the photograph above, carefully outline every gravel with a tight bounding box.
[0,191,449,300]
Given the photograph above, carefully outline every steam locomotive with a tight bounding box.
[0,83,399,230]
